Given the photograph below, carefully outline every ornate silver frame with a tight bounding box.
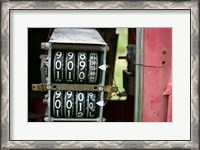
[1,1,199,149]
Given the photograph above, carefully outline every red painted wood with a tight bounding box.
[142,28,172,122]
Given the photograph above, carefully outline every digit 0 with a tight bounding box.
[55,99,61,109]
[55,60,62,70]
[78,93,84,101]
[67,61,73,70]
[79,72,85,80]
[66,100,72,109]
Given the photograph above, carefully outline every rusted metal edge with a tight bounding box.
[32,83,47,91]
[41,42,109,51]
[32,83,117,93]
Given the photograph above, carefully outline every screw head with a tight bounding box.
[46,85,51,90]
[44,117,48,122]
[41,43,45,49]
[99,87,103,91]
[43,99,48,104]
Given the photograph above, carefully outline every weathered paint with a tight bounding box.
[142,28,172,122]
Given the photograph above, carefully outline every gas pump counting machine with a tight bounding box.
[32,28,118,122]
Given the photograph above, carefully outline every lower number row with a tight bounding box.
[52,90,97,118]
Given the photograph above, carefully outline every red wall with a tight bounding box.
[142,28,172,122]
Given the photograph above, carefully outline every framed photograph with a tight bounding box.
[1,1,199,149]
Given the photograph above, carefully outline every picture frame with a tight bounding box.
[1,1,199,149]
